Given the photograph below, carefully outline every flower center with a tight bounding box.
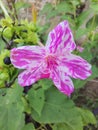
[45,55,58,69]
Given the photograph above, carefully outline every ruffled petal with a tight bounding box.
[59,53,92,80]
[18,66,50,86]
[11,46,45,69]
[50,69,74,96]
[46,20,76,54]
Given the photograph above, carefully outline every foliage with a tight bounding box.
[0,0,98,130]
[0,83,25,130]
[0,18,39,45]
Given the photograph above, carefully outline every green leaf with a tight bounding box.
[27,87,45,116]
[90,3,98,12]
[0,83,25,130]
[15,2,31,11]
[38,79,53,90]
[3,27,13,39]
[75,28,89,39]
[21,97,31,114]
[40,4,58,19]
[57,2,73,13]
[77,9,93,28]
[31,87,83,130]
[88,65,98,80]
[52,122,82,130]
[22,123,35,130]
[73,79,87,89]
[77,108,96,126]
[40,3,53,15]
[0,38,5,51]
[79,46,92,62]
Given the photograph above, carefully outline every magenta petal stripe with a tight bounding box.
[50,68,74,96]
[18,66,50,86]
[11,46,45,69]
[60,54,92,80]
[46,20,76,53]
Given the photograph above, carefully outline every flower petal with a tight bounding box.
[59,53,92,80]
[50,69,74,96]
[11,46,45,69]
[46,20,76,53]
[18,66,50,86]
[76,45,84,52]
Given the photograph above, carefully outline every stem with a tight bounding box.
[1,26,10,46]
[91,15,96,41]
[91,14,96,30]
[12,0,18,20]
[87,79,98,83]
[32,4,37,24]
[38,41,44,47]
[37,124,48,130]
[5,71,19,88]
[0,0,10,18]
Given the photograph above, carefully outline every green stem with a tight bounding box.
[12,0,18,20]
[0,0,10,18]
[91,14,96,30]
[91,15,96,41]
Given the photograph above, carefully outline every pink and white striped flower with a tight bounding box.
[10,21,91,96]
